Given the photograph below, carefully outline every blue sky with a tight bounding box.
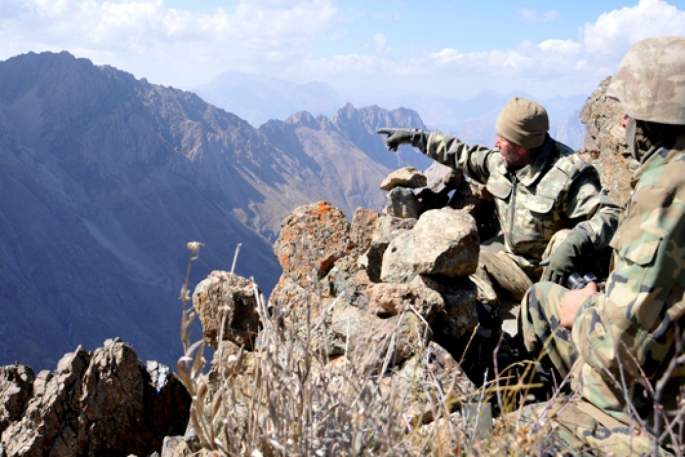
[1,0,684,105]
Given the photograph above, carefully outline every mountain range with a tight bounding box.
[196,72,588,150]
[0,51,433,370]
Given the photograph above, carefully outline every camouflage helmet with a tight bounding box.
[607,36,685,125]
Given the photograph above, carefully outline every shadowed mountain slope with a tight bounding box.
[0,51,431,370]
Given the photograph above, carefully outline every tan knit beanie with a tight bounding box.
[495,97,549,149]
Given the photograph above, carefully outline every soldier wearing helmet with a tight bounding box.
[377,98,620,303]
[517,36,685,454]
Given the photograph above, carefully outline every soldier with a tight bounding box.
[519,36,685,454]
[377,98,619,301]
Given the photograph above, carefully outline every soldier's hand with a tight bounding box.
[559,281,598,329]
[541,229,593,285]
[376,128,427,152]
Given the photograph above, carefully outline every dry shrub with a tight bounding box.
[174,242,612,456]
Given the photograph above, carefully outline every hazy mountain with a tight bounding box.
[196,72,588,150]
[0,52,431,370]
[195,72,342,127]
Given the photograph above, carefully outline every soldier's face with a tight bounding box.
[495,134,528,170]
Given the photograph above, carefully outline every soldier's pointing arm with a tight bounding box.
[376,128,494,183]
[423,131,494,184]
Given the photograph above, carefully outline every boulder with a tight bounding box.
[383,187,420,219]
[380,166,428,190]
[349,207,381,254]
[269,275,326,327]
[365,282,445,323]
[330,305,426,374]
[273,201,352,290]
[0,364,35,435]
[0,339,190,457]
[363,216,416,283]
[413,275,479,340]
[322,268,372,309]
[379,342,474,425]
[448,180,483,216]
[379,230,418,284]
[320,253,361,299]
[381,209,479,283]
[424,162,462,194]
[192,271,262,349]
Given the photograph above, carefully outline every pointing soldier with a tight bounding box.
[518,36,685,454]
[377,97,620,301]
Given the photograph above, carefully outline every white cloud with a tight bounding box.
[583,0,685,56]
[374,33,389,54]
[315,0,685,99]
[543,10,561,22]
[0,0,338,87]
[1,0,684,104]
[519,8,560,22]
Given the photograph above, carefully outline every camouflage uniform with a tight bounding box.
[520,37,685,454]
[425,132,619,296]
[520,134,685,454]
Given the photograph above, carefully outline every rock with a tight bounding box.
[447,179,500,242]
[349,208,381,254]
[413,275,479,340]
[320,253,361,299]
[470,270,500,310]
[323,269,372,309]
[273,201,352,289]
[192,271,262,349]
[160,436,190,457]
[380,342,474,425]
[424,162,463,194]
[579,75,636,207]
[0,339,190,457]
[364,216,416,283]
[365,282,445,324]
[145,360,193,440]
[269,275,325,328]
[380,166,428,190]
[0,364,35,435]
[330,305,426,374]
[379,230,418,284]
[415,187,450,214]
[448,180,483,216]
[381,209,479,283]
[383,187,419,219]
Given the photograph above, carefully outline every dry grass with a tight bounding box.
[175,242,685,456]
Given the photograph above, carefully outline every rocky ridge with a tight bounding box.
[0,339,190,457]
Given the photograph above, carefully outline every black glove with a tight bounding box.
[541,229,594,285]
[376,128,427,153]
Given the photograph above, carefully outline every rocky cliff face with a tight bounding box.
[578,75,636,207]
[0,339,190,457]
[0,51,432,371]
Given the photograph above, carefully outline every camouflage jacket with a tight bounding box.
[572,134,685,424]
[425,132,619,275]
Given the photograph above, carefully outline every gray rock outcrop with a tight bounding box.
[383,187,420,218]
[0,339,190,457]
[578,75,636,207]
[364,216,417,282]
